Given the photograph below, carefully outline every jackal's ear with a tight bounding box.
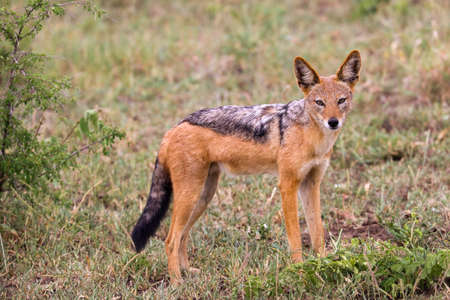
[294,57,320,94]
[337,50,361,87]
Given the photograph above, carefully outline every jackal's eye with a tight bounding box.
[337,97,347,105]
[315,99,325,107]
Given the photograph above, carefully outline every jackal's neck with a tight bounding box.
[285,99,309,125]
[307,114,340,157]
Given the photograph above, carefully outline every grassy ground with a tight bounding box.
[1,0,449,298]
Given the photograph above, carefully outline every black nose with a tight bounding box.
[328,117,339,129]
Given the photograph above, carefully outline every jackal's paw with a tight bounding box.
[318,249,328,257]
[291,253,303,264]
[188,267,200,274]
[170,276,184,286]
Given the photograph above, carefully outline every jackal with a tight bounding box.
[131,50,362,282]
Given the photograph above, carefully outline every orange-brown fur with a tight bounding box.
[148,51,361,282]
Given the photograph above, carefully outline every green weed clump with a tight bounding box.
[246,239,449,299]
[381,211,449,250]
[246,219,449,298]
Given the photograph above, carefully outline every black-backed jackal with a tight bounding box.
[131,50,362,282]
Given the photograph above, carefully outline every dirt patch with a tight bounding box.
[302,207,393,249]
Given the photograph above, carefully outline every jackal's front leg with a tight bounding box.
[279,176,302,263]
[299,161,329,257]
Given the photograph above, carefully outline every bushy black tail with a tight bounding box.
[131,158,172,252]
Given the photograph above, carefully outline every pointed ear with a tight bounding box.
[294,56,320,94]
[337,50,361,87]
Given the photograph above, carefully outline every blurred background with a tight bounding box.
[33,0,449,159]
[2,0,449,298]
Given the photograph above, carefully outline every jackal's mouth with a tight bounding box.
[320,118,342,131]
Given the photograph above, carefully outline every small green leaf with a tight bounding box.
[87,110,99,129]
[391,263,403,273]
[51,4,65,16]
[79,117,89,136]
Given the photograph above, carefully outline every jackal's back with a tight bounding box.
[182,100,309,144]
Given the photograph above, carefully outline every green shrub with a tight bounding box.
[0,1,123,195]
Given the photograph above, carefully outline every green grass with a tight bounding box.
[1,0,449,298]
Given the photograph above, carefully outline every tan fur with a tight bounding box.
[155,50,361,282]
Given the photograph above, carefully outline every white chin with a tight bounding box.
[323,123,340,130]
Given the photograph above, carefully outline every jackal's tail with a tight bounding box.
[131,158,172,252]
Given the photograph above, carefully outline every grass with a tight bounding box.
[1,0,449,298]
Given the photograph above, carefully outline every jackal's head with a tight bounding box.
[294,50,361,132]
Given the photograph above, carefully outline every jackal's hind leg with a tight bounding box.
[165,165,209,282]
[180,163,220,272]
